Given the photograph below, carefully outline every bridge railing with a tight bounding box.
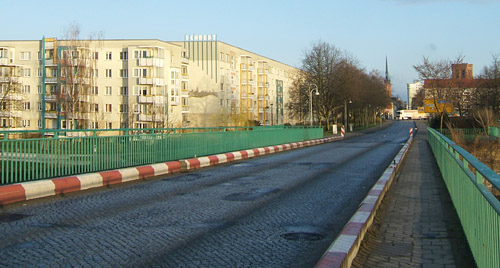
[428,127,500,268]
[0,125,323,185]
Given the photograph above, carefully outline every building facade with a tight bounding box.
[0,37,298,131]
[407,81,423,109]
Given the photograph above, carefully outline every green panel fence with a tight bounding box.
[0,125,323,185]
[428,127,500,268]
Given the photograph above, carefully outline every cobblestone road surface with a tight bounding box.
[0,122,413,268]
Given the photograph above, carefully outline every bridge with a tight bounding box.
[0,121,498,267]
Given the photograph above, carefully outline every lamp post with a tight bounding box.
[270,103,273,126]
[344,98,352,130]
[309,84,319,126]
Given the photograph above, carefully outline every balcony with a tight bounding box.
[0,58,13,65]
[0,111,22,118]
[182,106,189,112]
[137,77,164,85]
[44,94,57,101]
[137,96,153,103]
[45,111,58,119]
[45,42,54,49]
[181,57,189,64]
[45,77,57,84]
[137,114,153,122]
[137,58,164,67]
[45,59,57,66]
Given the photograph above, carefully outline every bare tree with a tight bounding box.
[0,53,23,129]
[414,56,454,130]
[58,24,102,131]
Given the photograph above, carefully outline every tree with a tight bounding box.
[57,24,102,131]
[413,56,454,130]
[289,41,391,129]
[0,63,23,128]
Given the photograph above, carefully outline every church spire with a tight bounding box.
[385,56,390,84]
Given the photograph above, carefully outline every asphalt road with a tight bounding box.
[0,121,415,268]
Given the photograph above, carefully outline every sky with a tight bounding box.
[3,0,500,103]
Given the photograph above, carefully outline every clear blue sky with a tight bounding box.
[4,0,500,103]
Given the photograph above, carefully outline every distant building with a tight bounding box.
[422,63,500,115]
[407,81,423,109]
[0,37,299,131]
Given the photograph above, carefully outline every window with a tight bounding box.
[37,102,42,111]
[121,122,128,129]
[37,68,42,77]
[181,66,188,75]
[0,102,6,110]
[23,68,31,77]
[134,50,151,59]
[133,86,148,96]
[91,86,98,95]
[38,86,42,94]
[105,104,112,113]
[120,69,128,78]
[120,51,128,60]
[23,102,31,110]
[93,52,99,60]
[119,86,128,96]
[133,68,148,78]
[119,104,128,113]
[38,120,42,128]
[105,52,112,60]
[105,69,112,78]
[105,86,112,95]
[21,51,31,60]
[91,104,99,112]
[22,120,30,127]
[182,97,188,106]
[91,122,99,129]
[22,85,30,94]
[92,69,98,78]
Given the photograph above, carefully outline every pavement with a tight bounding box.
[350,121,476,268]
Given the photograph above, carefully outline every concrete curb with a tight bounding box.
[315,134,415,268]
[0,136,343,206]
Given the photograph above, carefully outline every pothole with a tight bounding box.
[281,232,324,241]
[281,225,325,241]
[223,188,280,201]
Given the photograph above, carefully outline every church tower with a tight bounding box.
[384,57,394,119]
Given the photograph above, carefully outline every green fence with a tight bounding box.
[428,127,500,268]
[0,125,323,185]
[489,126,500,137]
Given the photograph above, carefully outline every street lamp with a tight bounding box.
[309,84,319,126]
[344,98,352,129]
[270,103,274,126]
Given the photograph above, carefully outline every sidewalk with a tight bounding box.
[351,121,476,268]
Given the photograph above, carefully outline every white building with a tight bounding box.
[0,37,299,131]
[407,81,423,110]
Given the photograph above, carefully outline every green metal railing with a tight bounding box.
[489,126,500,137]
[428,127,500,268]
[0,125,323,185]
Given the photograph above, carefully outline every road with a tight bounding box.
[0,121,414,268]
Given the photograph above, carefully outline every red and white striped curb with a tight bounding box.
[0,136,343,205]
[315,135,414,268]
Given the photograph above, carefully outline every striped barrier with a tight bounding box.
[0,135,344,206]
[315,133,414,268]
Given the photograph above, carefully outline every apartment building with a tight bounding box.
[0,37,298,131]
